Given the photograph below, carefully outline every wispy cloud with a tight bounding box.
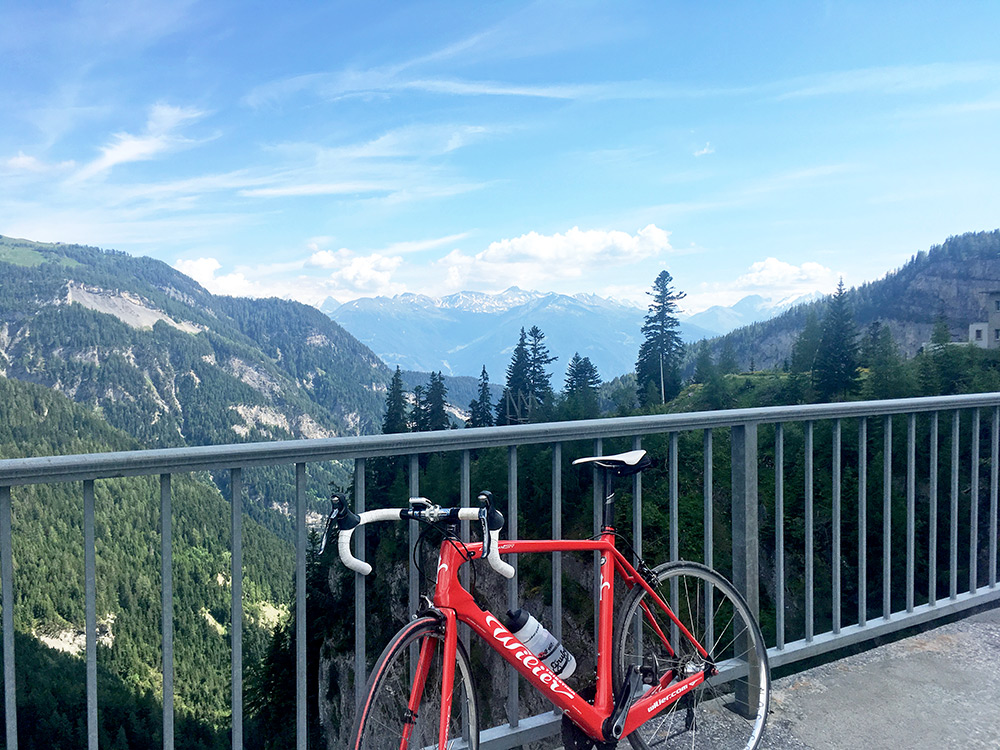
[71,103,207,182]
[694,142,714,157]
[774,62,1000,100]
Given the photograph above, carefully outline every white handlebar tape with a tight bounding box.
[337,507,514,578]
[487,527,515,579]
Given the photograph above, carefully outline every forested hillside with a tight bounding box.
[0,235,392,528]
[710,231,1000,371]
[0,376,295,747]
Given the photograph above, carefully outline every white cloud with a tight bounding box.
[73,103,207,181]
[437,224,672,291]
[175,246,407,306]
[684,257,841,312]
[694,142,714,157]
[174,257,262,297]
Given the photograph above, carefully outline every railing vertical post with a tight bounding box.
[970,410,980,594]
[883,416,892,620]
[354,459,367,714]
[231,468,243,750]
[1,485,17,750]
[731,422,759,716]
[408,456,419,626]
[552,444,563,647]
[906,415,916,614]
[859,417,868,627]
[930,413,939,605]
[295,462,307,750]
[85,479,98,750]
[775,424,785,650]
[161,474,174,750]
[832,419,842,635]
[991,406,999,589]
[669,433,679,564]
[703,430,712,571]
[592,439,602,652]
[507,446,519,730]
[950,411,960,601]
[731,422,759,611]
[459,452,473,738]
[805,421,814,642]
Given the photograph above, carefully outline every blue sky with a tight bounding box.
[3,1,999,312]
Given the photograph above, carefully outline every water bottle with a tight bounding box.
[505,608,577,678]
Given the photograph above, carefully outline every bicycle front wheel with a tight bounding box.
[614,562,770,750]
[352,616,479,750]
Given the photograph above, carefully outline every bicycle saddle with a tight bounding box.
[572,449,652,477]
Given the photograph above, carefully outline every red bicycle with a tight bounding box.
[326,449,770,749]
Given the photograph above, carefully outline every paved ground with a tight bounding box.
[763,605,1000,749]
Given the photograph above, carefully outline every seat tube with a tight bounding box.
[437,609,459,749]
[595,542,616,713]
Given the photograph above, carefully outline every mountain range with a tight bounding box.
[324,287,806,383]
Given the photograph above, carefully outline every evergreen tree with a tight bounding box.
[496,328,531,425]
[864,324,910,400]
[790,310,822,375]
[496,327,555,424]
[635,270,686,407]
[381,367,409,434]
[467,366,494,428]
[692,341,716,385]
[422,371,450,431]
[813,279,860,401]
[526,325,557,406]
[717,338,739,375]
[562,353,601,420]
[411,384,427,431]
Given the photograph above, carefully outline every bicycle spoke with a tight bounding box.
[614,563,770,750]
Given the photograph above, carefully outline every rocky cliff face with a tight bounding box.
[712,231,1000,371]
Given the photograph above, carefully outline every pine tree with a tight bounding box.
[814,279,860,401]
[864,324,909,399]
[562,353,601,420]
[381,366,409,434]
[467,366,494,428]
[635,270,686,407]
[423,371,450,431]
[496,328,530,425]
[526,325,557,406]
[790,310,822,375]
[692,341,716,385]
[411,384,427,431]
[718,338,739,375]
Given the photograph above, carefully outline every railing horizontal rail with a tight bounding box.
[2,394,998,485]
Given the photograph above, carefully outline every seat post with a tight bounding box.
[601,468,617,532]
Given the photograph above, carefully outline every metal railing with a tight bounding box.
[1,393,999,749]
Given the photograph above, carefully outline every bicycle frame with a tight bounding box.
[427,531,711,745]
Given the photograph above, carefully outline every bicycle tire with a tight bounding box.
[613,562,770,750]
[352,616,479,750]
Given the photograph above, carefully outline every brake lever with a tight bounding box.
[320,490,349,555]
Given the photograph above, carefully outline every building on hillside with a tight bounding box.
[969,291,1000,349]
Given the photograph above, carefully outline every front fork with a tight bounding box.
[403,609,459,750]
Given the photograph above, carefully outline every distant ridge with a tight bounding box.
[709,230,1000,372]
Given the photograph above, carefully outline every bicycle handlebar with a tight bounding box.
[334,503,515,579]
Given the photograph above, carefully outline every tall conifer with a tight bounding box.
[635,270,686,406]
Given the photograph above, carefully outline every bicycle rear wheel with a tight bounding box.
[352,616,479,750]
[614,562,770,750]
